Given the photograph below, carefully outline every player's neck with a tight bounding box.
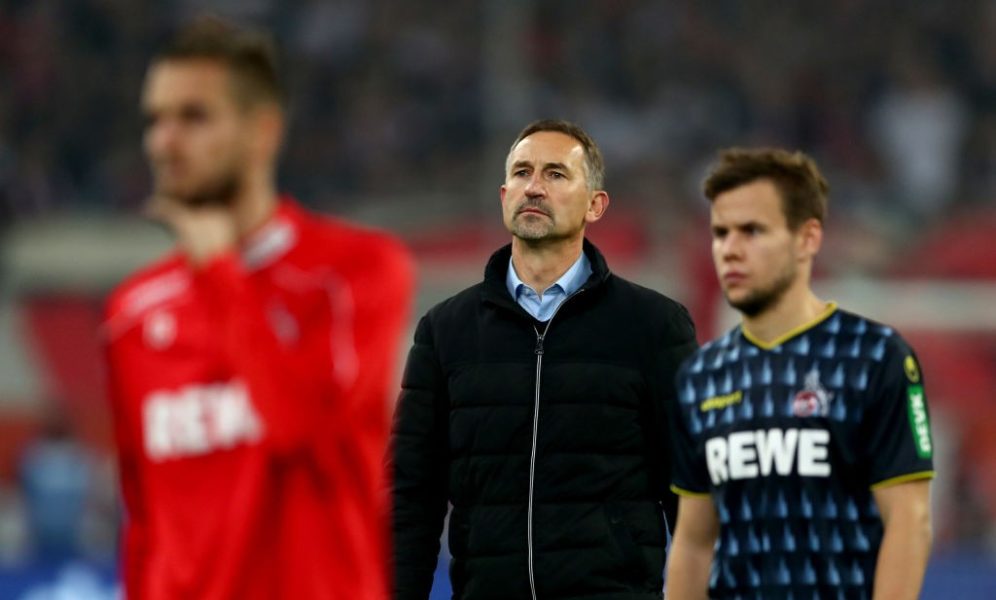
[233,180,280,240]
[510,235,584,295]
[742,284,829,345]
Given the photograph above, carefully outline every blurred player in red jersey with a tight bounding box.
[102,16,414,600]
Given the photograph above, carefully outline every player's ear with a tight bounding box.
[252,104,284,161]
[797,218,822,259]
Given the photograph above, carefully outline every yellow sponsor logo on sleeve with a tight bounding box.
[700,390,743,412]
[904,355,921,383]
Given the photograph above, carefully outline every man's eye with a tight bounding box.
[180,107,208,123]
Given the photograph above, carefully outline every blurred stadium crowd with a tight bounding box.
[2,1,995,224]
[0,0,995,596]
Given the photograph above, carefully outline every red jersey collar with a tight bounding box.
[242,197,300,270]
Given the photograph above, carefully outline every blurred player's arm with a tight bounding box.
[665,494,719,600]
[872,479,932,600]
[334,234,415,448]
[161,203,415,456]
[145,199,236,266]
[389,314,450,600]
[864,343,934,600]
[103,343,150,598]
[200,252,336,454]
[317,235,414,596]
[163,205,331,454]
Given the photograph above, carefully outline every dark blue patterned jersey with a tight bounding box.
[669,304,934,600]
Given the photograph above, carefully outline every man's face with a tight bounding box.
[711,179,803,317]
[141,59,248,206]
[500,131,598,243]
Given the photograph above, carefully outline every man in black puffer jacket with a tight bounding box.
[390,120,698,600]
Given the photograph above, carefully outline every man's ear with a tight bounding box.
[797,218,823,260]
[585,191,609,224]
[252,104,285,161]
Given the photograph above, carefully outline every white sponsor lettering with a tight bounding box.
[728,431,759,479]
[706,428,831,485]
[798,429,831,476]
[143,381,263,461]
[755,428,798,476]
[909,388,932,455]
[706,437,728,484]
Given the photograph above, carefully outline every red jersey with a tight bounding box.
[103,199,414,600]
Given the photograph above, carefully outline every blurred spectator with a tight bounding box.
[0,0,988,229]
[869,47,969,220]
[961,113,996,207]
[18,410,92,564]
[0,482,29,566]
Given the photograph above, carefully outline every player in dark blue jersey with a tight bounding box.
[665,148,933,600]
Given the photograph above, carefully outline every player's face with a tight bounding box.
[500,131,602,244]
[142,59,249,206]
[711,179,801,317]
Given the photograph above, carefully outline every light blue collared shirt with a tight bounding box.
[506,251,592,322]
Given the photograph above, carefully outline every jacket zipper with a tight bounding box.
[526,288,585,600]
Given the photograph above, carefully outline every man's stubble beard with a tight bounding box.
[509,216,555,241]
[152,150,244,208]
[726,260,797,318]
[507,205,586,245]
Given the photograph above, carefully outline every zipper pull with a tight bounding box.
[535,334,545,355]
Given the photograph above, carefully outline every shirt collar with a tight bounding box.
[242,199,298,270]
[506,250,591,299]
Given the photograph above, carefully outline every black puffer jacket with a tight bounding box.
[391,240,697,600]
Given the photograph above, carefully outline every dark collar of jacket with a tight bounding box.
[479,238,612,311]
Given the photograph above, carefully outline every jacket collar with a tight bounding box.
[481,238,611,309]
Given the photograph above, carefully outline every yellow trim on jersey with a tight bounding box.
[870,470,935,490]
[670,484,711,498]
[741,302,839,350]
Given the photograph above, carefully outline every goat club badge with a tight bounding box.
[793,369,832,417]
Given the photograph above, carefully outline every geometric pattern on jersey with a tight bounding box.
[671,305,934,599]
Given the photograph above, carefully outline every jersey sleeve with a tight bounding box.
[668,360,712,496]
[320,234,416,597]
[861,335,935,488]
[102,308,150,598]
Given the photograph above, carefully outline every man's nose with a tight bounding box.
[720,233,743,260]
[523,174,545,197]
[147,119,179,156]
